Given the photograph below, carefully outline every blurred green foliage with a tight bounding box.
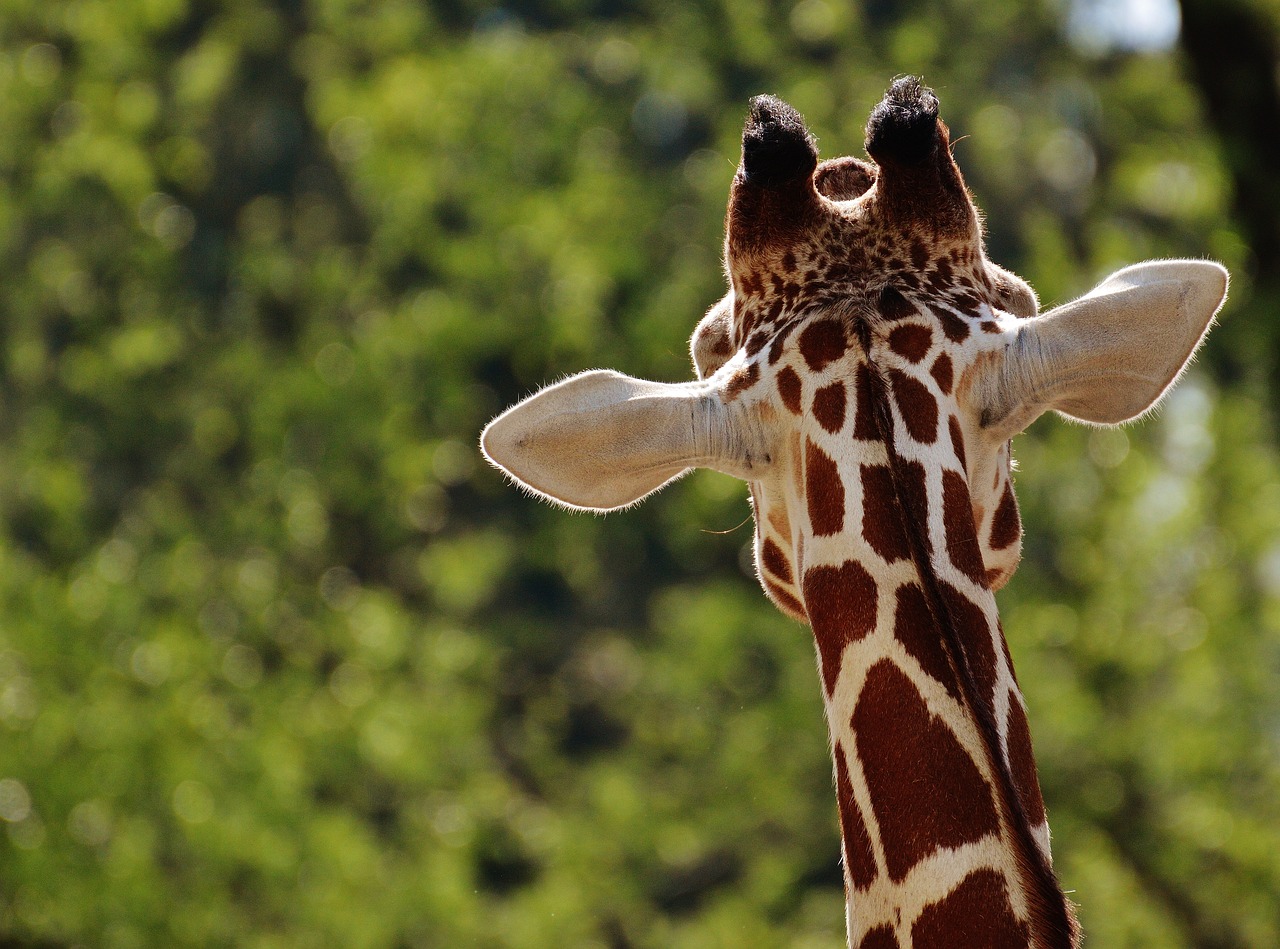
[0,0,1277,946]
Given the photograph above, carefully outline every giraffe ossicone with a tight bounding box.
[482,77,1227,948]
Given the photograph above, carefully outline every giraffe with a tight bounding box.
[481,78,1227,947]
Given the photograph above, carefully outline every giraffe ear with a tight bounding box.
[982,260,1228,436]
[481,370,772,512]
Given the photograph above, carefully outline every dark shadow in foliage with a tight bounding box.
[561,698,631,758]
[475,819,541,895]
[600,915,635,949]
[649,847,744,915]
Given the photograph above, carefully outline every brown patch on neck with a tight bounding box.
[947,415,967,473]
[776,365,802,414]
[912,869,1030,947]
[888,323,933,361]
[804,439,845,536]
[941,470,988,585]
[989,481,1021,550]
[799,318,849,371]
[1005,697,1048,827]
[889,369,938,444]
[861,464,911,564]
[856,926,900,949]
[879,285,919,321]
[761,537,793,585]
[852,363,879,440]
[812,380,848,433]
[853,660,1001,883]
[893,582,960,699]
[930,352,954,394]
[835,742,879,891]
[804,560,877,696]
[937,309,970,342]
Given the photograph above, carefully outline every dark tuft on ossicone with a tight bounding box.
[742,95,819,186]
[865,76,940,166]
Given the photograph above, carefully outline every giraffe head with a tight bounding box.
[483,78,1227,945]
[484,78,1226,620]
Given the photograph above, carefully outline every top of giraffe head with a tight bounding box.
[723,78,1020,328]
[483,78,1227,606]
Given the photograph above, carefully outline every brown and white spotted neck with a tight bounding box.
[483,77,1228,948]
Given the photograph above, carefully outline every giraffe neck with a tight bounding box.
[810,345,1077,948]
